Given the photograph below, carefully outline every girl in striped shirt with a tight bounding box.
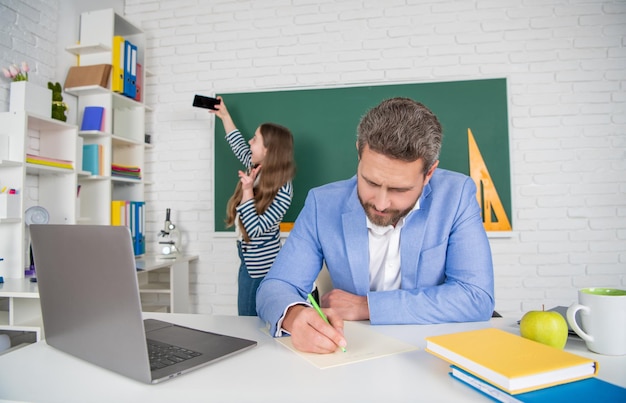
[211,97,295,316]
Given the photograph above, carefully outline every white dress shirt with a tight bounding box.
[367,199,420,291]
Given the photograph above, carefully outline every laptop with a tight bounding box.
[30,224,257,384]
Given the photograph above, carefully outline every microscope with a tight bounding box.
[157,208,180,258]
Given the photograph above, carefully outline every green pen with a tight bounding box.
[307,293,347,352]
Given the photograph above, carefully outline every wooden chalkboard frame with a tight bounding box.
[214,78,510,232]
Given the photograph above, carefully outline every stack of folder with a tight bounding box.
[26,154,73,170]
[111,163,141,180]
[425,328,626,402]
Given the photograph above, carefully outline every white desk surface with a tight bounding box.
[0,314,624,403]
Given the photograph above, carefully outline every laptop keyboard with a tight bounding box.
[147,339,202,371]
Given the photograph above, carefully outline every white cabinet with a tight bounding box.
[136,255,198,313]
[0,278,42,342]
[0,256,197,343]
[64,8,148,228]
[0,112,78,279]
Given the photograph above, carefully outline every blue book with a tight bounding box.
[82,144,99,176]
[450,365,626,403]
[80,106,104,131]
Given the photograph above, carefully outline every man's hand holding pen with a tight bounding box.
[282,302,347,354]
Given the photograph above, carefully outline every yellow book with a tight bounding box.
[425,328,598,395]
[111,35,125,93]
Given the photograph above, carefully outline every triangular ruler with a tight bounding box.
[468,128,512,231]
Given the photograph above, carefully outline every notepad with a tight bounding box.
[275,321,418,369]
[425,328,597,395]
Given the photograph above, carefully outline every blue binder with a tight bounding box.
[123,40,137,98]
[131,201,145,256]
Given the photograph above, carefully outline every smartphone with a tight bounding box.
[193,94,221,110]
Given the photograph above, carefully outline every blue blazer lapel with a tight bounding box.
[400,183,432,289]
[342,187,370,294]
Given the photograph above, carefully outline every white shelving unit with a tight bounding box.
[0,9,170,344]
[64,8,147,227]
[0,111,78,279]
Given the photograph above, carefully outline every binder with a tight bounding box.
[134,63,142,102]
[111,200,121,226]
[137,201,145,255]
[125,200,131,228]
[123,40,137,99]
[111,200,128,226]
[111,36,125,93]
[129,200,136,254]
[129,201,145,255]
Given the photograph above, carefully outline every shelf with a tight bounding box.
[112,92,145,108]
[78,175,109,181]
[0,160,22,168]
[138,283,171,294]
[27,115,77,131]
[0,323,42,333]
[25,163,75,175]
[65,85,109,97]
[112,134,142,147]
[65,42,111,56]
[79,130,111,139]
[111,176,142,184]
[0,278,40,298]
[140,303,169,313]
[0,218,21,224]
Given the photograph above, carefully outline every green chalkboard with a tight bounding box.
[215,78,510,231]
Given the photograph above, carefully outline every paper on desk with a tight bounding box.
[275,321,418,369]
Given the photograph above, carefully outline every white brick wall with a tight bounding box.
[123,0,625,317]
[0,0,59,109]
[3,0,625,318]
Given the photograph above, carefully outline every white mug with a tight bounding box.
[567,287,626,356]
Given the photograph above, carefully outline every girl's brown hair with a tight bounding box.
[225,123,295,241]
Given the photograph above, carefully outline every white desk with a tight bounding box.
[0,315,624,403]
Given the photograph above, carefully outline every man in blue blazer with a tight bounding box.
[256,97,494,353]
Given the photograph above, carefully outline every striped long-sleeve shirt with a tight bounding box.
[226,129,293,278]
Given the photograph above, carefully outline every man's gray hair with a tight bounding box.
[357,97,442,173]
